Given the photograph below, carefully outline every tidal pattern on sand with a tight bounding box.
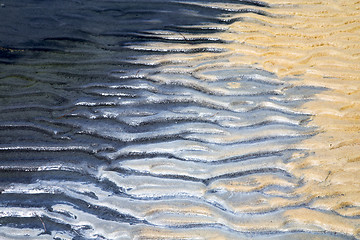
[0,0,359,239]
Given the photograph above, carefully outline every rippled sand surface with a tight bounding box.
[0,0,359,239]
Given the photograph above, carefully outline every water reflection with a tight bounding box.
[0,0,359,239]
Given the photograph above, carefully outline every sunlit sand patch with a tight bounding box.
[226,82,242,88]
[220,0,360,236]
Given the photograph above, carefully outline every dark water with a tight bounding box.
[0,0,354,239]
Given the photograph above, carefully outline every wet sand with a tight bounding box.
[0,0,359,239]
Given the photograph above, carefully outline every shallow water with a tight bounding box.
[0,0,359,239]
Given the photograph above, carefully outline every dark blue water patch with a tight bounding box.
[0,0,271,49]
[0,192,146,223]
[0,216,76,236]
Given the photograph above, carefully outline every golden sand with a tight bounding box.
[225,0,360,236]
